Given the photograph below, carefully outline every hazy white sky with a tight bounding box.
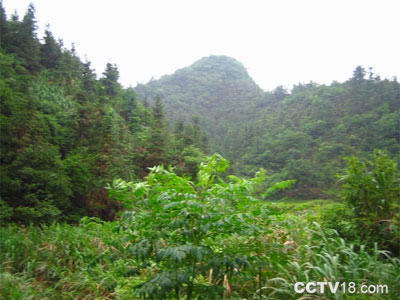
[3,0,400,91]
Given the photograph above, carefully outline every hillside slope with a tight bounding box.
[239,74,400,197]
[135,60,400,197]
[135,55,264,153]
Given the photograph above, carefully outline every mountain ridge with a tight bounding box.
[134,55,264,153]
[134,57,400,198]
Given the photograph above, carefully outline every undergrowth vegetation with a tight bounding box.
[1,153,399,299]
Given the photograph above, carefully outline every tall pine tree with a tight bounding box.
[40,27,62,69]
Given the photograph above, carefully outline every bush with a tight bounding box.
[108,154,294,299]
[338,150,400,254]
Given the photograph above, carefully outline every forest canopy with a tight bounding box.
[0,3,208,223]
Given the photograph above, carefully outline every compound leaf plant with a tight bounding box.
[108,154,295,299]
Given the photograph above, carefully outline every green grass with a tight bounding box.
[1,200,399,299]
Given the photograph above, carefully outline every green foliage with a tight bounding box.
[0,272,42,300]
[197,153,229,187]
[1,141,72,223]
[317,202,358,241]
[135,55,264,156]
[40,28,62,69]
[263,223,400,299]
[107,155,295,298]
[137,56,400,198]
[1,3,399,298]
[101,62,120,96]
[338,150,400,253]
[0,3,207,223]
[1,200,399,299]
[0,221,137,299]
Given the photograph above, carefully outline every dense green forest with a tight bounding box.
[0,3,399,299]
[135,56,400,198]
[0,3,208,223]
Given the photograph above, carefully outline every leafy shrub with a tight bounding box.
[108,154,294,298]
[318,202,358,241]
[338,150,400,254]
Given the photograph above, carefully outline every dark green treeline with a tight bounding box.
[0,3,207,223]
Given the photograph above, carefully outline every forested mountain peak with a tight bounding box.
[147,54,253,82]
[135,57,400,198]
[135,54,261,103]
[185,55,250,80]
[134,55,263,154]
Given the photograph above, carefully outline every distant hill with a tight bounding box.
[134,55,264,153]
[135,59,400,198]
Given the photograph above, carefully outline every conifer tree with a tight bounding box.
[352,65,366,82]
[56,45,84,91]
[1,12,20,56]
[191,116,201,146]
[152,96,164,123]
[82,60,97,92]
[0,2,208,223]
[174,120,186,144]
[145,97,168,167]
[101,63,120,96]
[19,3,41,71]
[0,1,7,45]
[40,27,62,69]
[121,88,138,125]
